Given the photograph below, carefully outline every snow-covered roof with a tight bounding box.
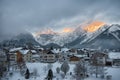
[38,47,44,50]
[19,50,29,55]
[75,54,86,57]
[47,51,55,54]
[61,48,69,52]
[31,50,37,53]
[51,49,60,53]
[9,47,22,52]
[109,52,120,59]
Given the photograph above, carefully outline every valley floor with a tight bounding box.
[2,62,120,80]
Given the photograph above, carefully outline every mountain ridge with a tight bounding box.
[0,24,120,50]
[71,24,120,50]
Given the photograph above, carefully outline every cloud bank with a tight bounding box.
[0,0,120,40]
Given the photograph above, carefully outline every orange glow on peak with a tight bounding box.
[32,28,56,37]
[84,21,105,32]
[62,27,74,33]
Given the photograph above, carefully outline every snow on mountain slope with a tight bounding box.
[35,32,80,46]
[108,24,120,42]
[73,24,120,49]
[109,24,120,33]
[80,24,110,44]
[79,24,120,44]
[33,23,120,49]
[34,27,84,46]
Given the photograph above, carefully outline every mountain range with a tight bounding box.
[0,33,40,48]
[35,24,120,50]
[70,24,120,50]
[0,24,120,50]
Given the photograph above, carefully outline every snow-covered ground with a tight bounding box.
[107,67,120,80]
[6,62,120,80]
[109,52,120,59]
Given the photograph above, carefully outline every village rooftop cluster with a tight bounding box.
[0,46,120,80]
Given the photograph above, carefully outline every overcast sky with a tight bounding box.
[0,0,120,40]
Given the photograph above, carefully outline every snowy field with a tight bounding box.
[7,62,120,80]
[109,52,120,59]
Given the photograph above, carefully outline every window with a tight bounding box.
[49,56,53,58]
[44,56,47,58]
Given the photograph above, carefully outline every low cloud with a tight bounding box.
[0,0,120,40]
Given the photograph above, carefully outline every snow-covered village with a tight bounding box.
[1,0,120,80]
[0,46,120,80]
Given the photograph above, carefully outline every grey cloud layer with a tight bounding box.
[0,0,120,40]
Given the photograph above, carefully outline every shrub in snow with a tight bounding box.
[56,67,60,74]
[70,72,72,75]
[9,72,13,76]
[61,61,70,75]
[74,60,86,80]
[61,73,65,79]
[25,68,30,79]
[47,69,53,80]
[106,75,112,80]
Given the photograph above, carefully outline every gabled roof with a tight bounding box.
[10,47,22,52]
[31,50,37,53]
[47,50,55,54]
[51,49,60,53]
[19,50,29,55]
[92,52,107,57]
[70,55,79,58]
[61,48,69,52]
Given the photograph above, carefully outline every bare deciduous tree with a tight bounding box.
[74,60,86,80]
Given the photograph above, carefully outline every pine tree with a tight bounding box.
[47,69,53,80]
[25,68,30,79]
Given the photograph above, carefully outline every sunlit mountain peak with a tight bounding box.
[84,21,105,32]
[62,27,74,33]
[32,28,57,38]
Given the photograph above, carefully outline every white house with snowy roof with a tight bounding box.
[18,50,34,62]
[40,50,57,63]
